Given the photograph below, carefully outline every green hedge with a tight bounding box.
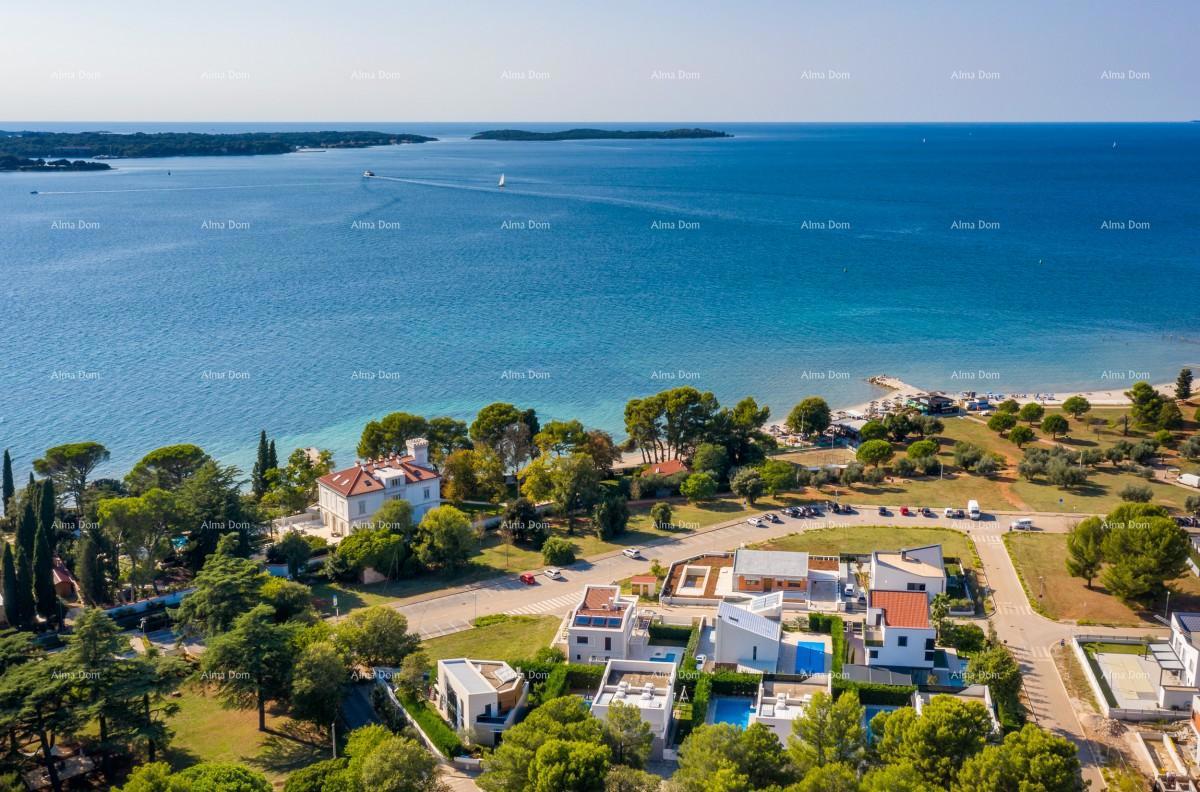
[691,675,712,728]
[832,678,916,706]
[648,623,693,646]
[535,664,569,704]
[683,621,703,665]
[398,691,464,757]
[710,670,761,696]
[565,663,605,691]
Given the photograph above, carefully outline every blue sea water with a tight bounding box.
[2,122,1198,476]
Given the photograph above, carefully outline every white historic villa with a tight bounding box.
[316,437,441,536]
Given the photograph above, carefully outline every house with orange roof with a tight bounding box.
[864,589,936,669]
[315,437,441,537]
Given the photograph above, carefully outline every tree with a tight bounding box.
[1008,425,1035,448]
[791,763,859,792]
[729,468,765,505]
[593,492,630,540]
[855,439,894,469]
[580,429,623,477]
[262,448,334,515]
[649,502,672,530]
[670,722,789,792]
[788,690,865,771]
[1177,368,1194,400]
[252,431,271,499]
[691,443,729,479]
[528,739,611,792]
[479,696,607,792]
[987,413,1017,434]
[604,766,661,792]
[1127,381,1166,429]
[1101,515,1190,601]
[33,441,110,513]
[964,644,1021,704]
[758,460,796,495]
[395,651,430,701]
[679,471,717,502]
[906,439,938,460]
[1158,401,1184,430]
[1061,396,1092,419]
[0,648,84,792]
[1,543,18,627]
[334,606,420,667]
[860,420,888,441]
[873,696,993,789]
[1117,483,1153,503]
[929,593,950,640]
[127,444,211,494]
[1065,517,1107,588]
[173,534,268,636]
[786,397,831,436]
[115,762,192,792]
[359,735,448,792]
[357,412,430,460]
[522,454,602,531]
[424,416,472,465]
[542,537,576,566]
[32,524,57,623]
[201,604,296,731]
[952,442,984,469]
[1,449,13,517]
[37,479,57,544]
[1017,402,1044,424]
[603,700,653,768]
[883,412,915,442]
[178,763,272,791]
[471,403,526,452]
[290,642,348,730]
[275,531,313,578]
[861,762,935,792]
[534,419,587,456]
[502,497,545,546]
[1041,414,1069,439]
[415,505,475,571]
[956,723,1083,792]
[12,545,35,628]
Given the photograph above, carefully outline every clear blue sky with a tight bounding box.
[4,0,1195,122]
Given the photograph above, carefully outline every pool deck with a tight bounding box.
[779,632,831,675]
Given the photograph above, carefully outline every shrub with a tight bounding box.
[1118,483,1154,503]
[680,471,718,502]
[648,622,692,646]
[535,664,569,704]
[941,622,986,653]
[397,690,464,757]
[565,663,605,691]
[831,678,916,706]
[541,537,576,566]
[709,670,761,696]
[691,675,712,725]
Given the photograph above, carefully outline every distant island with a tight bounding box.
[1,154,111,172]
[0,130,437,162]
[470,128,731,141]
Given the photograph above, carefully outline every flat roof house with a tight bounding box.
[865,590,936,670]
[316,438,441,537]
[750,675,832,741]
[567,585,643,664]
[714,595,783,671]
[591,659,676,759]
[433,658,528,747]
[869,545,946,601]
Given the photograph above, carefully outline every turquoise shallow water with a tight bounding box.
[1,122,1197,474]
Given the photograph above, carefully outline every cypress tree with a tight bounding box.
[37,479,57,546]
[32,524,56,623]
[1,449,13,515]
[1178,368,1195,401]
[16,499,37,559]
[267,440,278,472]
[252,430,269,498]
[77,532,106,605]
[13,545,35,627]
[1,542,18,626]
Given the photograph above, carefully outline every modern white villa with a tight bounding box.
[869,545,946,600]
[590,659,676,759]
[566,585,643,664]
[713,595,783,671]
[316,437,441,536]
[864,589,936,669]
[749,675,832,740]
[432,658,528,747]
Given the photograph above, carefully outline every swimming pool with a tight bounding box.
[794,641,826,674]
[863,704,899,740]
[649,652,677,663]
[710,696,753,729]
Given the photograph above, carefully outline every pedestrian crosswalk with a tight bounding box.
[505,591,581,616]
[973,534,1004,544]
[995,602,1035,616]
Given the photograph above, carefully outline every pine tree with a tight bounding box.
[1,449,13,516]
[251,430,269,498]
[77,532,107,605]
[1,542,18,626]
[37,479,57,546]
[32,524,57,624]
[1178,368,1194,401]
[267,440,278,472]
[13,545,36,627]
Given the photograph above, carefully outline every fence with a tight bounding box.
[1070,635,1190,722]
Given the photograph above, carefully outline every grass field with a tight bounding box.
[773,447,858,466]
[1005,532,1200,625]
[1012,467,1188,514]
[164,683,326,786]
[754,525,977,569]
[420,615,560,663]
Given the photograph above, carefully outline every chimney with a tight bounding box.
[406,437,429,467]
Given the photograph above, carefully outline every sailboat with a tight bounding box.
[498,173,506,189]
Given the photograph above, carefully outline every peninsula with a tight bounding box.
[470,127,731,141]
[0,129,437,161]
[1,155,111,172]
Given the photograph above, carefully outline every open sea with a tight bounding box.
[2,122,1198,476]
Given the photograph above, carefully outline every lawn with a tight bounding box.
[419,614,560,663]
[1004,532,1200,626]
[164,683,327,786]
[773,447,858,466]
[1012,467,1187,514]
[754,524,978,569]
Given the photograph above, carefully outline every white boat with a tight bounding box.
[498,173,505,188]
[363,170,374,177]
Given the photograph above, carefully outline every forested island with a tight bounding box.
[0,129,437,161]
[471,127,731,141]
[0,155,111,172]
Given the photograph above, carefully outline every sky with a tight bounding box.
[3,0,1196,122]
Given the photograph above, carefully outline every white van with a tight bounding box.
[1010,518,1033,531]
[967,500,981,520]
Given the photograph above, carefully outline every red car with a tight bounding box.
[519,572,537,585]
[899,506,911,516]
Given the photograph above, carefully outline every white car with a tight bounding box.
[748,517,765,527]
[1010,518,1034,531]
[544,568,563,580]
[622,547,642,559]
[695,653,707,671]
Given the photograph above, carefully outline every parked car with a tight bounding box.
[900,506,911,516]
[944,507,965,519]
[878,505,889,516]
[622,547,642,559]
[1010,518,1034,531]
[519,572,537,585]
[844,583,855,598]
[920,507,934,517]
[544,568,564,580]
[748,517,765,527]
[695,653,707,671]
[766,512,782,523]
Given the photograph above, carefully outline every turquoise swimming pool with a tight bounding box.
[650,652,677,663]
[794,641,826,674]
[710,696,753,729]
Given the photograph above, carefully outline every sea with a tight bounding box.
[2,122,1198,477]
